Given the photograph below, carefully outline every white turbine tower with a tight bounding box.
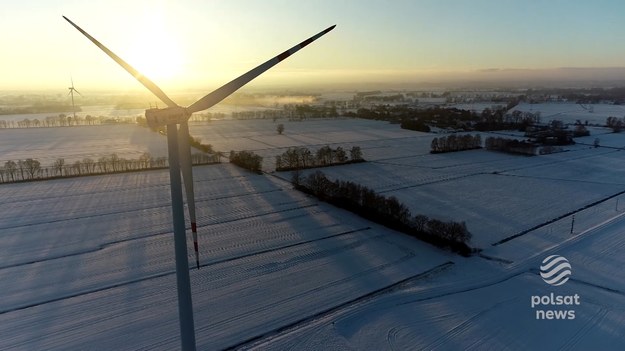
[68,77,81,121]
[63,16,335,351]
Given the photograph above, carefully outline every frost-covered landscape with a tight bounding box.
[2,104,625,350]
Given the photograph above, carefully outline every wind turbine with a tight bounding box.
[63,16,335,351]
[68,77,81,121]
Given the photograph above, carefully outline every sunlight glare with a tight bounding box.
[126,11,185,82]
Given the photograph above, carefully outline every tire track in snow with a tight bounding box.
[419,297,519,350]
[0,226,372,315]
[230,262,454,351]
[560,308,609,350]
[0,188,284,231]
[492,188,625,246]
[0,202,320,270]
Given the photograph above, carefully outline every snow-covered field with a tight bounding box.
[0,124,169,165]
[509,102,625,125]
[0,164,453,350]
[2,115,625,349]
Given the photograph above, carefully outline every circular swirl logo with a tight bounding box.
[540,255,572,286]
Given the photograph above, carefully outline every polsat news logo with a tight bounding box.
[540,255,572,286]
[531,255,580,320]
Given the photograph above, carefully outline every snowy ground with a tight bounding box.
[0,124,169,165]
[0,164,453,350]
[2,115,625,349]
[249,212,625,350]
[509,102,625,125]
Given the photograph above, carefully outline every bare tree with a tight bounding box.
[23,158,41,179]
[82,158,95,174]
[17,160,25,180]
[139,152,152,169]
[53,158,65,176]
[4,160,17,181]
[110,153,120,172]
[350,146,363,161]
[335,147,347,163]
[97,156,109,172]
[73,160,82,175]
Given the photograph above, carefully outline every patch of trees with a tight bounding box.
[275,145,364,171]
[293,171,472,255]
[606,116,625,132]
[0,152,218,184]
[343,105,467,126]
[229,150,263,173]
[344,105,539,133]
[228,105,339,121]
[525,120,575,145]
[400,119,431,132]
[475,109,541,132]
[290,104,338,119]
[485,137,537,156]
[572,122,590,137]
[187,135,215,154]
[528,87,625,104]
[431,134,482,153]
[343,105,398,121]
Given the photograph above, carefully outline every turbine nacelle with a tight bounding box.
[145,106,191,128]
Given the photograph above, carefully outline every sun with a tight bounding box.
[125,12,185,82]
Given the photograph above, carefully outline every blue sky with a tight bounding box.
[2,0,625,91]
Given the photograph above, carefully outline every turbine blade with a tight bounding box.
[178,122,199,269]
[63,16,178,108]
[74,88,82,96]
[187,24,336,114]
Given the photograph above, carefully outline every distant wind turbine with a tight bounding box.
[68,77,81,121]
[63,15,335,351]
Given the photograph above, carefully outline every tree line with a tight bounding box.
[342,105,541,133]
[229,150,263,173]
[484,137,537,156]
[0,114,135,129]
[0,152,218,183]
[431,134,482,153]
[275,145,364,171]
[293,170,472,255]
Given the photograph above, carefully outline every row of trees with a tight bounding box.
[0,114,135,129]
[431,134,482,153]
[275,145,364,171]
[223,105,338,121]
[342,105,542,133]
[294,171,472,254]
[474,109,541,131]
[485,137,537,156]
[0,152,218,183]
[229,150,263,173]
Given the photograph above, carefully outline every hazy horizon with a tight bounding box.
[6,66,625,96]
[3,1,625,93]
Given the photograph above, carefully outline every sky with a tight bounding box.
[3,0,625,93]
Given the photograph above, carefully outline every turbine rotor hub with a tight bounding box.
[145,106,191,128]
